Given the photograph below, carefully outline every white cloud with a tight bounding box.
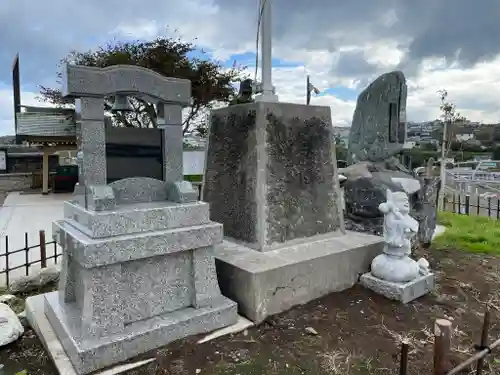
[407,55,500,123]
[1,0,500,134]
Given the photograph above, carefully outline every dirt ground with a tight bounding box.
[2,247,500,375]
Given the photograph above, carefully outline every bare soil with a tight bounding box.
[2,247,500,375]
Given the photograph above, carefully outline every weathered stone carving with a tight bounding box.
[360,189,435,303]
[372,189,422,282]
[341,71,439,247]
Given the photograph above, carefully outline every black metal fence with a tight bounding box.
[0,230,61,289]
[443,194,500,220]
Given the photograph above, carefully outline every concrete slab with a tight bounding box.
[360,272,435,303]
[215,231,384,323]
[26,293,157,375]
[0,192,70,287]
[26,293,252,374]
[44,291,237,374]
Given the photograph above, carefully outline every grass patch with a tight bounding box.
[435,211,500,254]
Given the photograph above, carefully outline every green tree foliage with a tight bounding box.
[38,36,245,136]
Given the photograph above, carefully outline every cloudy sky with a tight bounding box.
[0,0,499,135]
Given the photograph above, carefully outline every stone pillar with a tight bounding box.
[42,148,49,195]
[75,98,107,187]
[158,103,183,182]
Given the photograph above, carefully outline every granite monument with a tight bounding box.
[39,64,238,374]
[341,71,439,245]
[204,102,384,323]
[360,189,435,303]
[347,71,407,164]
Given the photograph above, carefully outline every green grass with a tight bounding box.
[184,174,203,182]
[435,211,500,255]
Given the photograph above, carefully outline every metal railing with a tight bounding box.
[0,230,61,289]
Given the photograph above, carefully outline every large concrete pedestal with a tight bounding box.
[43,178,237,374]
[216,231,383,323]
[204,102,383,322]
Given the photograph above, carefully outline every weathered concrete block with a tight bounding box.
[215,231,383,323]
[360,272,435,303]
[204,102,344,252]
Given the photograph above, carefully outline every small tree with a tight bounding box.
[437,89,467,158]
[38,36,246,136]
[437,89,467,209]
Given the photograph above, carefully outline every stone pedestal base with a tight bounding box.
[44,291,236,374]
[48,192,238,374]
[215,231,383,323]
[360,272,435,303]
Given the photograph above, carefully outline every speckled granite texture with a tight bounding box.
[48,199,237,374]
[204,102,343,251]
[360,272,435,303]
[44,65,237,374]
[347,71,407,164]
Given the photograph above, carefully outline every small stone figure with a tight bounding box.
[370,189,428,283]
[360,188,435,303]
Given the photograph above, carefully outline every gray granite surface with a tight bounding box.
[47,64,237,374]
[62,64,191,105]
[63,199,210,238]
[360,272,435,303]
[53,219,223,267]
[44,291,237,374]
[108,177,170,204]
[347,71,407,163]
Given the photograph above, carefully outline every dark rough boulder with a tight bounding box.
[341,161,440,244]
[343,176,404,218]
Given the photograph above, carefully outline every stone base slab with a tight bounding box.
[43,291,237,374]
[215,231,383,323]
[63,199,210,239]
[360,272,435,303]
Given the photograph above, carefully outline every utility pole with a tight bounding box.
[306,75,311,105]
[255,0,278,103]
[438,119,448,211]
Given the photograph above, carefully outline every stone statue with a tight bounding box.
[370,189,429,283]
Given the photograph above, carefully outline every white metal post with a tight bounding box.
[438,120,447,211]
[255,0,278,102]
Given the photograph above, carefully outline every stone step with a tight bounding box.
[63,200,210,239]
[215,230,384,323]
[53,219,223,267]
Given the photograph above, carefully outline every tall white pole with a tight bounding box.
[255,0,278,102]
[438,120,447,211]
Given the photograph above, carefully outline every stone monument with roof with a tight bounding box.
[39,64,237,374]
